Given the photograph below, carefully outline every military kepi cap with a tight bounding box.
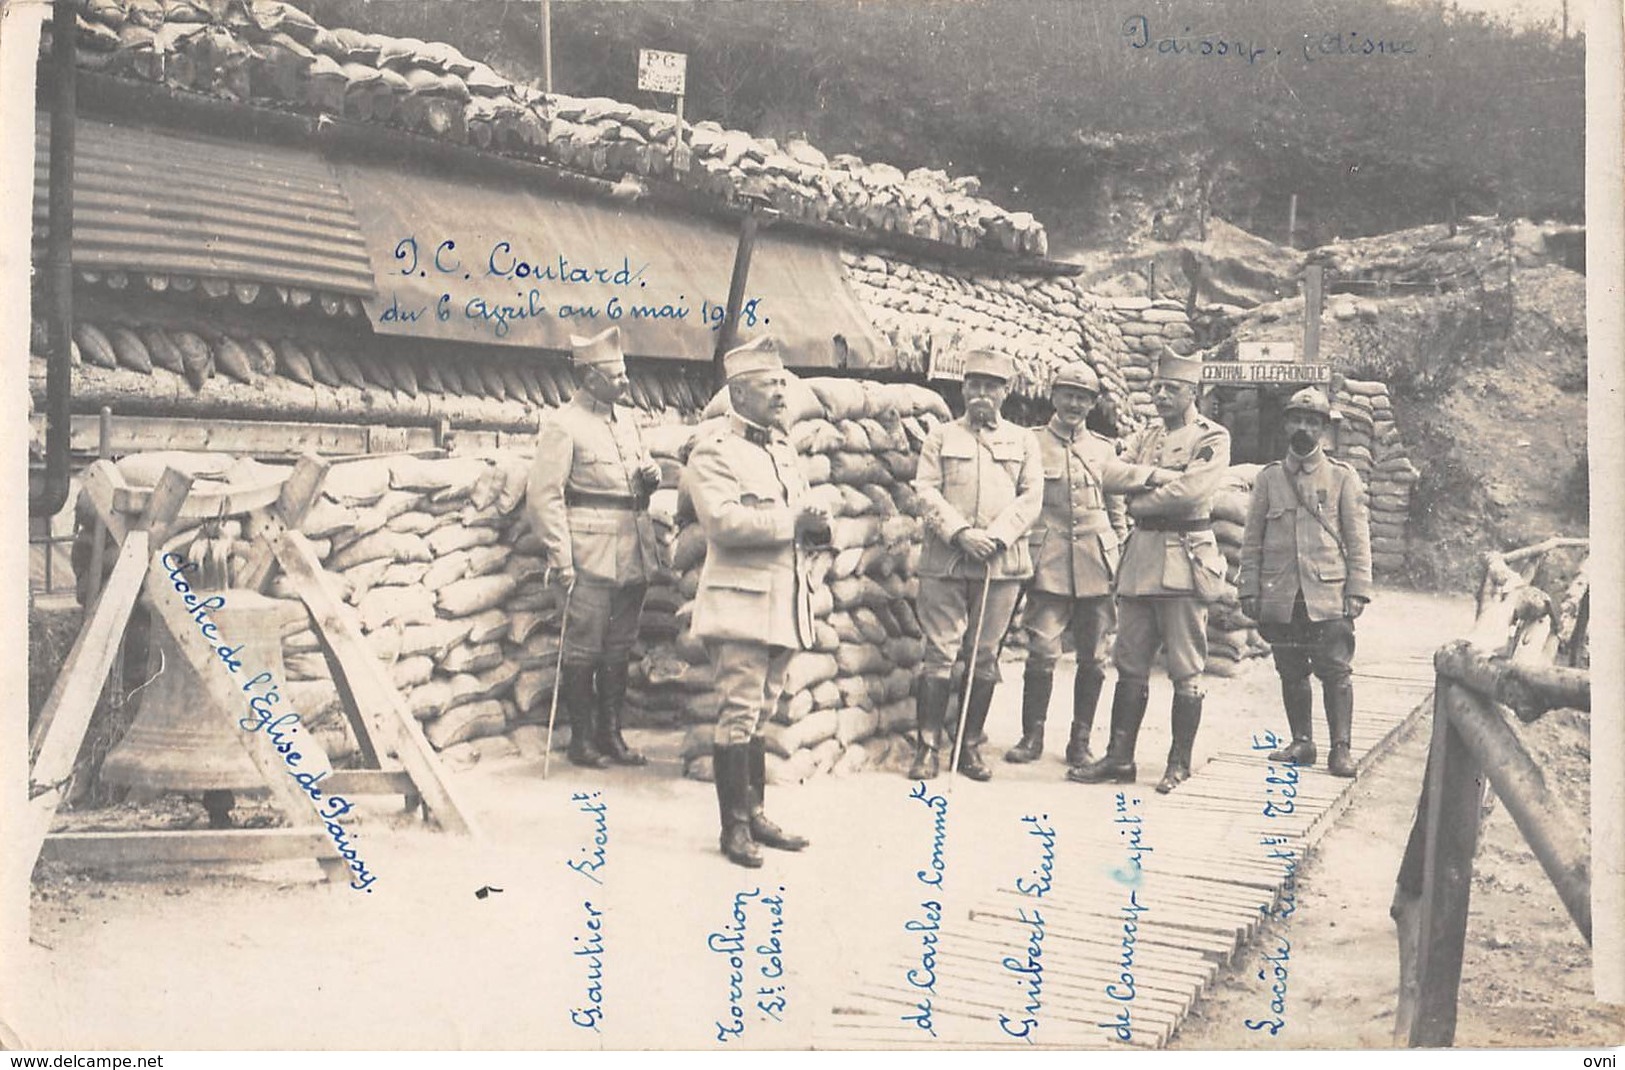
[963,349,1014,381]
[723,334,785,380]
[1284,386,1332,418]
[1052,361,1101,393]
[570,325,624,367]
[1155,346,1203,385]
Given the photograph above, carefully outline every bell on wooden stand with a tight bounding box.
[101,522,311,829]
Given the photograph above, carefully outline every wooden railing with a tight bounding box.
[1391,537,1591,1046]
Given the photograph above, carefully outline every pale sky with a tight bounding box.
[1420,0,1601,31]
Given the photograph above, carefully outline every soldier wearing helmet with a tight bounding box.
[1008,361,1172,767]
[1236,385,1374,778]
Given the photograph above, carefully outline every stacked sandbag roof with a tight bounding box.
[55,0,1046,257]
[841,251,1133,405]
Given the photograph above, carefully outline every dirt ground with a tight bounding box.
[14,587,1616,1051]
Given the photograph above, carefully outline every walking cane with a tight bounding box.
[541,575,574,780]
[946,566,995,792]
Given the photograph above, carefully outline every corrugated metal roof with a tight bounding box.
[338,160,887,368]
[33,114,376,296]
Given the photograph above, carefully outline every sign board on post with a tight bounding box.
[1202,361,1331,384]
[637,49,687,95]
[1237,341,1297,362]
[928,348,967,383]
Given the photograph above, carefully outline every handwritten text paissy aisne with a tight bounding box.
[900,781,949,1039]
[159,552,378,893]
[1122,15,1418,65]
[380,235,767,339]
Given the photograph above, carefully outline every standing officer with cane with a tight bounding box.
[1008,362,1172,766]
[911,350,1045,782]
[1069,347,1230,794]
[684,335,829,868]
[1237,386,1372,777]
[526,326,664,769]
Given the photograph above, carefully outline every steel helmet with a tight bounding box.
[1284,386,1332,418]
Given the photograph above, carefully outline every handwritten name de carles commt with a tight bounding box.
[1123,16,1418,64]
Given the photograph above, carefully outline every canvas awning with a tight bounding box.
[33,115,375,295]
[337,161,887,367]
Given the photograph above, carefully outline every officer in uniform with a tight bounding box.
[911,350,1045,781]
[526,325,663,769]
[683,335,829,868]
[1237,386,1373,777]
[1069,347,1231,794]
[1009,362,1170,766]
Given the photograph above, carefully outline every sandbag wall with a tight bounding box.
[1205,463,1274,678]
[631,379,955,785]
[1329,378,1417,576]
[841,252,1134,408]
[1104,297,1200,424]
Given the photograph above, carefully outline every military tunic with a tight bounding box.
[683,414,817,746]
[526,392,661,664]
[1236,447,1373,684]
[1112,411,1232,684]
[914,416,1045,682]
[1022,419,1151,674]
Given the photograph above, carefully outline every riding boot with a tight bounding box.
[909,676,951,780]
[1068,681,1148,783]
[1324,677,1357,778]
[1005,669,1051,763]
[956,676,996,781]
[1155,692,1204,794]
[748,737,809,850]
[594,658,647,766]
[1270,675,1317,767]
[1065,668,1106,767]
[713,744,761,868]
[564,662,608,769]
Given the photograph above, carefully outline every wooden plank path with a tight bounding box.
[818,654,1437,1049]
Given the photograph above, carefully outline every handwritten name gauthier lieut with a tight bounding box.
[566,790,610,1033]
[159,552,378,893]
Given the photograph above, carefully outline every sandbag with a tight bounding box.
[426,699,508,749]
[437,574,519,618]
[440,640,505,674]
[357,585,438,632]
[427,524,502,556]
[400,619,473,659]
[323,458,394,504]
[780,706,840,752]
[781,652,840,694]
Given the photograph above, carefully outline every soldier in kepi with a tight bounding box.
[1069,347,1231,794]
[526,325,663,769]
[1237,386,1373,778]
[911,350,1045,782]
[683,335,829,868]
[1009,362,1174,766]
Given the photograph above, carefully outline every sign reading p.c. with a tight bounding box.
[638,49,688,96]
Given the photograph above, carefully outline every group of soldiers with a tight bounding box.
[525,325,1373,870]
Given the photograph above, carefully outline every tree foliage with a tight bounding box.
[307,0,1584,249]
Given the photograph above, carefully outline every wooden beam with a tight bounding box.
[77,458,131,543]
[140,558,343,874]
[33,412,378,458]
[272,530,480,838]
[139,467,199,547]
[321,769,416,797]
[1409,682,1485,1047]
[238,454,331,593]
[22,532,152,871]
[1433,639,1590,719]
[41,827,332,867]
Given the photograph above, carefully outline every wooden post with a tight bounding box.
[1303,265,1323,364]
[1287,193,1298,249]
[540,0,553,94]
[85,407,113,605]
[712,206,761,391]
[1410,681,1485,1047]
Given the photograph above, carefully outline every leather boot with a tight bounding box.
[1065,668,1106,767]
[594,658,647,766]
[1270,676,1317,767]
[713,744,761,868]
[748,737,808,851]
[956,676,996,781]
[1156,692,1204,794]
[564,663,608,769]
[1324,677,1357,778]
[1005,669,1051,763]
[909,676,951,779]
[1069,681,1148,783]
